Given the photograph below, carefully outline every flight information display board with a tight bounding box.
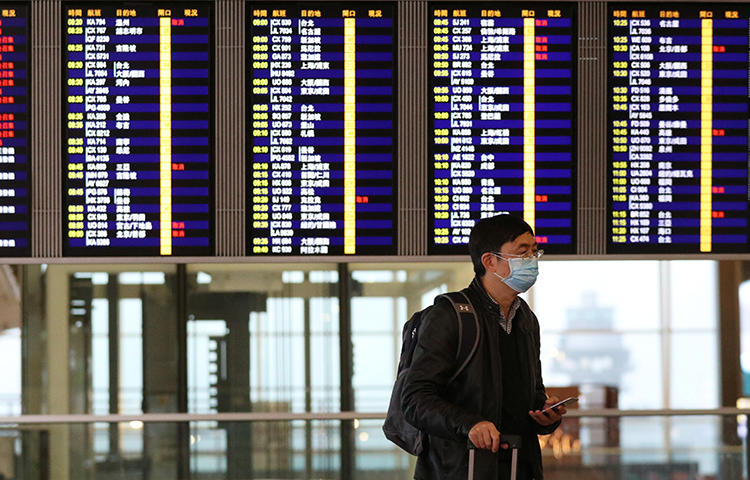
[248,3,397,255]
[429,3,576,254]
[608,4,750,253]
[63,3,213,256]
[0,5,29,257]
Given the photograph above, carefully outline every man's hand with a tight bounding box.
[468,421,505,452]
[529,397,566,426]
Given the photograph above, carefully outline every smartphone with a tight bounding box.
[543,396,578,413]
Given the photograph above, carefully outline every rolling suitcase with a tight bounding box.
[468,434,522,480]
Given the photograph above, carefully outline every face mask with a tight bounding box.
[492,256,539,293]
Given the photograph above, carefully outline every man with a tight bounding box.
[401,214,566,479]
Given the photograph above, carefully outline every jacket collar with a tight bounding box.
[469,276,526,330]
[469,276,503,315]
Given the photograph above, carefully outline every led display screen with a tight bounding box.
[608,4,749,253]
[429,3,576,254]
[248,3,397,255]
[63,3,213,256]
[0,5,29,257]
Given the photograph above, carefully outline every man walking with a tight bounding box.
[401,214,566,479]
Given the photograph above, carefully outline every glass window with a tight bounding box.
[670,332,718,409]
[119,298,143,415]
[543,332,662,409]
[532,260,661,332]
[349,263,474,478]
[33,266,176,465]
[352,296,399,411]
[186,264,340,477]
[91,298,109,416]
[739,279,750,395]
[0,328,20,416]
[668,261,718,330]
[533,260,718,410]
[13,259,724,479]
[310,297,340,412]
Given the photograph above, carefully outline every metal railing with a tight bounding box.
[0,409,747,480]
[1,407,750,424]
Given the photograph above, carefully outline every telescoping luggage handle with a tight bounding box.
[467,435,522,480]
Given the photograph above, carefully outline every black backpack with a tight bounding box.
[382,291,480,455]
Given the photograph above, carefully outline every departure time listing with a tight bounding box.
[429,4,576,254]
[609,5,750,253]
[249,3,397,255]
[63,4,213,256]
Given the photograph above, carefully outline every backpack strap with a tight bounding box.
[439,291,480,383]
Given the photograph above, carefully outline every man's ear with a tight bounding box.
[480,252,497,273]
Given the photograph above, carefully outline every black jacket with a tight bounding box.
[401,278,559,479]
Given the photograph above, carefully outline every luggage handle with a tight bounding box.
[467,433,521,450]
[467,435,522,480]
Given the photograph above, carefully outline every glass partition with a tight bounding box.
[186,264,341,478]
[0,266,20,417]
[0,413,745,480]
[10,259,726,479]
[19,265,178,478]
[349,263,474,414]
[533,260,719,410]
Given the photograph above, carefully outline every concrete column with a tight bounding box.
[21,266,46,479]
[718,260,742,479]
[719,260,742,407]
[142,279,181,480]
[46,268,70,480]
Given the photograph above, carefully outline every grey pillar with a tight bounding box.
[338,263,354,480]
[21,266,46,480]
[67,277,94,480]
[718,260,742,479]
[142,275,184,480]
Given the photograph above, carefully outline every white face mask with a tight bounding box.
[492,254,539,293]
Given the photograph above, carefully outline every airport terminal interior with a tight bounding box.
[4,0,750,479]
[1,260,750,479]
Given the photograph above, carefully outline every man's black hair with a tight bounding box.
[468,214,533,277]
